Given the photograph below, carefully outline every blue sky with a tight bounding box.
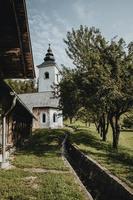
[26,0,133,75]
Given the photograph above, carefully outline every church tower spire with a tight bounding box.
[37,44,60,92]
[44,44,55,64]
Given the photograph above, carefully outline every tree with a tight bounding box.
[64,25,133,148]
[56,66,81,123]
[64,26,111,141]
[104,39,133,148]
[76,107,94,127]
[123,114,133,129]
[6,79,37,94]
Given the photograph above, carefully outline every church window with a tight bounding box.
[44,72,49,79]
[56,74,59,82]
[53,113,57,123]
[42,113,46,123]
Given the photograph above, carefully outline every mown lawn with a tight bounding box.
[13,129,67,170]
[69,126,133,189]
[0,129,88,200]
[0,169,86,200]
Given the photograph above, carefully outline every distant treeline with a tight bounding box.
[5,79,37,94]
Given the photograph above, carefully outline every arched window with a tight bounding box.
[44,72,49,79]
[53,113,57,123]
[42,113,46,123]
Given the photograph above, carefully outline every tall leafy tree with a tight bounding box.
[64,25,133,148]
[56,66,81,123]
[76,107,94,127]
[105,39,133,148]
[64,26,111,141]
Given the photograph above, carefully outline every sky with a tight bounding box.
[26,0,133,76]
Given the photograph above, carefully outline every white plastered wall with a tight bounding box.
[49,108,63,128]
[32,107,63,129]
[38,65,60,92]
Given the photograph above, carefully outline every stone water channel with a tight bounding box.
[62,133,133,200]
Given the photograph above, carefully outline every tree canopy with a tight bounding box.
[59,25,133,148]
[56,66,80,123]
[6,79,37,94]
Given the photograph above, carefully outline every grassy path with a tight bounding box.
[0,129,89,200]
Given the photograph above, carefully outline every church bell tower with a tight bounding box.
[37,44,60,92]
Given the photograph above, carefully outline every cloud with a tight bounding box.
[26,5,73,77]
[26,0,133,79]
[72,0,94,23]
[52,10,71,31]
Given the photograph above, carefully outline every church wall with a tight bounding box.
[57,110,63,127]
[38,65,58,92]
[49,108,58,128]
[49,108,63,128]
[54,67,61,84]
[32,107,63,129]
[32,107,50,129]
[34,46,63,129]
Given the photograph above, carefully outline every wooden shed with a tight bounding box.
[0,0,35,78]
[0,80,35,148]
[0,0,35,167]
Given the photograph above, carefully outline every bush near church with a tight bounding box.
[122,115,133,129]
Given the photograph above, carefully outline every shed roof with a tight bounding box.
[18,92,59,111]
[0,0,35,78]
[0,80,35,119]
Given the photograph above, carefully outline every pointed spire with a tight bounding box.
[44,44,55,62]
[48,43,51,50]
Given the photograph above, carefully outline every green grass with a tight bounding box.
[89,123,133,152]
[69,126,133,188]
[0,169,86,200]
[0,169,36,200]
[37,173,86,200]
[0,129,87,200]
[13,129,68,170]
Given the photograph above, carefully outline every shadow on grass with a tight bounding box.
[16,129,65,157]
[70,129,133,168]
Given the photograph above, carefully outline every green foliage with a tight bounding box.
[76,107,94,126]
[63,25,133,148]
[57,66,81,123]
[123,115,133,128]
[5,79,37,94]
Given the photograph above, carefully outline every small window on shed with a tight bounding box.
[42,113,46,123]
[44,72,49,79]
[53,113,57,123]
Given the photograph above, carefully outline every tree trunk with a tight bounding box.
[110,115,120,149]
[85,121,90,127]
[94,121,101,134]
[69,117,73,124]
[97,115,106,140]
[102,113,109,142]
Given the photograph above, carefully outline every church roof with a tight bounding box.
[37,44,59,69]
[44,44,55,62]
[18,91,59,111]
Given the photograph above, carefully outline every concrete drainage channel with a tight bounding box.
[62,133,133,200]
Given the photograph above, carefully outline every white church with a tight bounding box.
[19,45,63,129]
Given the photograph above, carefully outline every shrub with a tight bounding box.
[123,115,133,128]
